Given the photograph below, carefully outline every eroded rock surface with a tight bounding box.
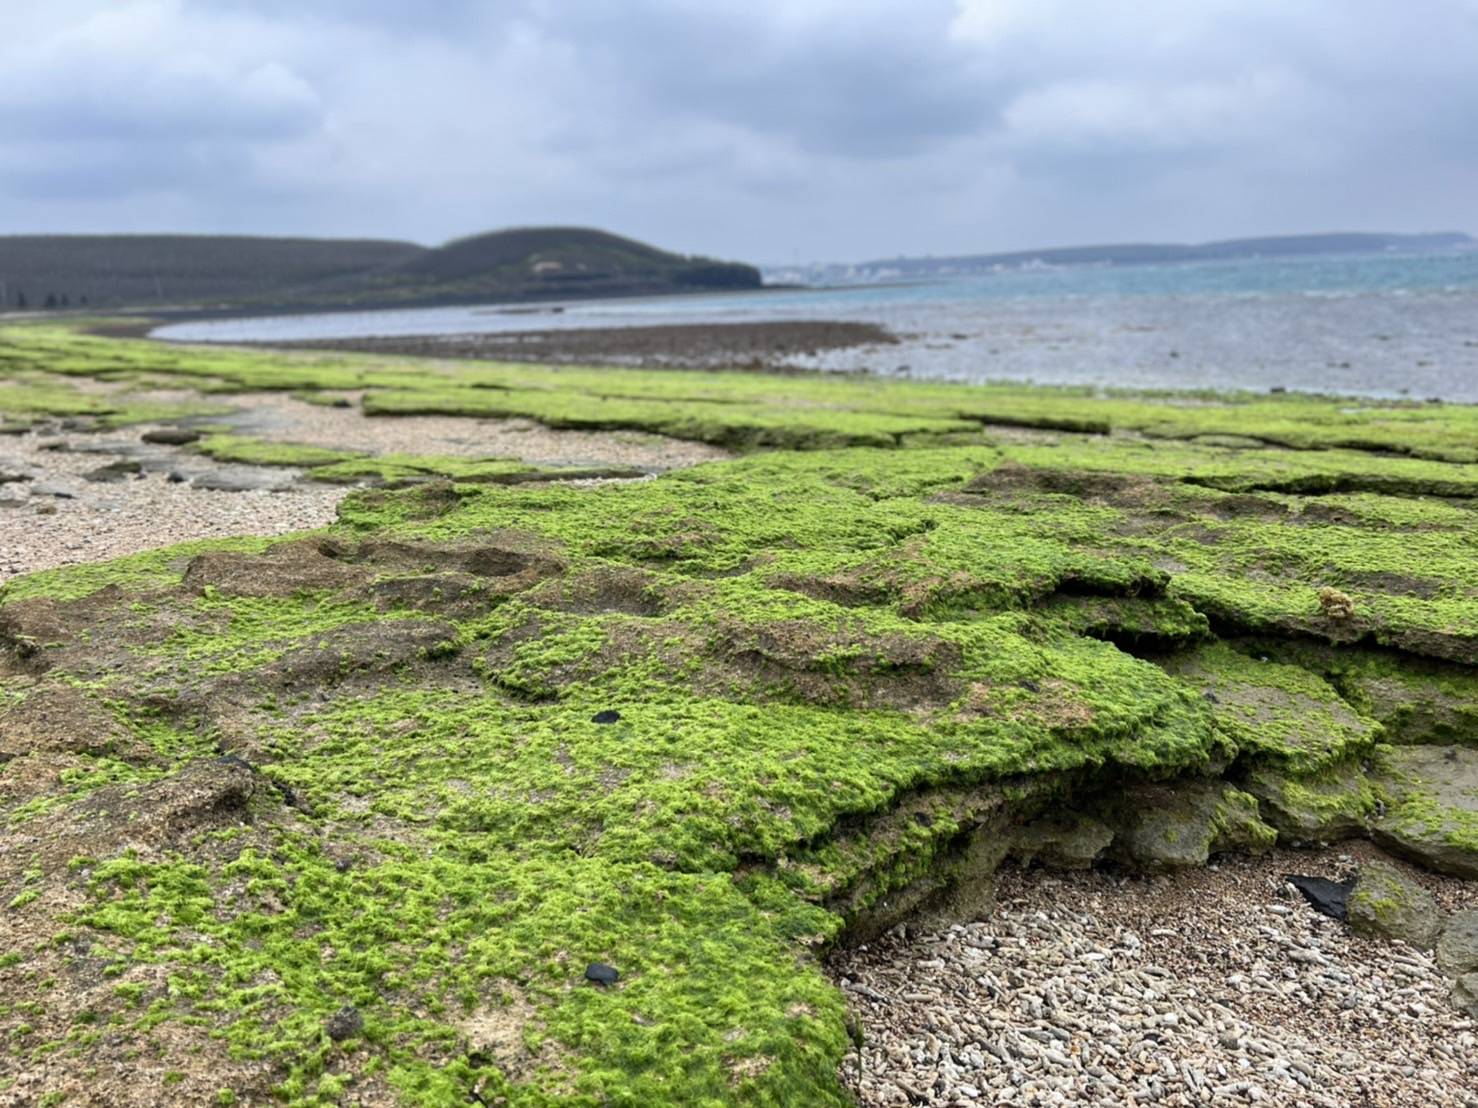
[1372,745,1478,878]
[1,430,1475,1104]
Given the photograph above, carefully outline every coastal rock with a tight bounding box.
[1453,973,1478,1019]
[1103,781,1277,870]
[1346,859,1443,949]
[182,540,367,598]
[192,469,291,492]
[1011,811,1114,869]
[84,460,143,483]
[1370,745,1478,878]
[0,683,140,761]
[1437,911,1478,977]
[1243,762,1372,844]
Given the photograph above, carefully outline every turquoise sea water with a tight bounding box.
[157,249,1478,401]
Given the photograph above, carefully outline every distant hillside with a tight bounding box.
[0,234,421,311]
[0,227,760,314]
[771,231,1475,286]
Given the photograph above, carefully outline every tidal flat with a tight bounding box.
[1,321,1476,1105]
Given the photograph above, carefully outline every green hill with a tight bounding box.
[0,227,761,314]
[339,226,761,305]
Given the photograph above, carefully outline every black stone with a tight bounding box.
[142,428,202,446]
[585,962,620,986]
[324,1005,363,1041]
[166,471,187,484]
[1286,874,1355,921]
[591,710,621,725]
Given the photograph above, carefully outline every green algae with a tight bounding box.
[1157,642,1378,773]
[2,324,1477,1104]
[0,534,296,604]
[191,435,363,470]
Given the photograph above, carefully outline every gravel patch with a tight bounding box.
[0,425,341,585]
[219,391,735,469]
[833,844,1478,1107]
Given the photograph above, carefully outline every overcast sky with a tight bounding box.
[2,0,1476,263]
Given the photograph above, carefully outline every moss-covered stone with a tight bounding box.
[1346,859,1443,949]
[1370,745,1478,878]
[1098,781,1277,870]
[1242,761,1375,844]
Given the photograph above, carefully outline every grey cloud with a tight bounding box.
[0,1,1475,260]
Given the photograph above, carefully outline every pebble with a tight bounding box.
[833,848,1478,1106]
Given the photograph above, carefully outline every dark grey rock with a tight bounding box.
[84,460,143,483]
[1012,812,1113,870]
[324,1005,363,1041]
[1244,762,1371,844]
[1453,973,1478,1019]
[1371,745,1478,878]
[192,470,289,493]
[1102,781,1275,870]
[142,427,202,446]
[585,962,620,986]
[591,710,621,725]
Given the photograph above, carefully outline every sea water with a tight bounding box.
[155,249,1478,401]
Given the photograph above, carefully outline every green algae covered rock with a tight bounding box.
[3,327,1478,1105]
[1371,745,1478,878]
[1101,781,1277,870]
[1242,761,1375,844]
[1346,859,1444,949]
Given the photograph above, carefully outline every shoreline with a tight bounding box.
[235,319,897,373]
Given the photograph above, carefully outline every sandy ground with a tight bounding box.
[223,391,734,468]
[834,842,1478,1107]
